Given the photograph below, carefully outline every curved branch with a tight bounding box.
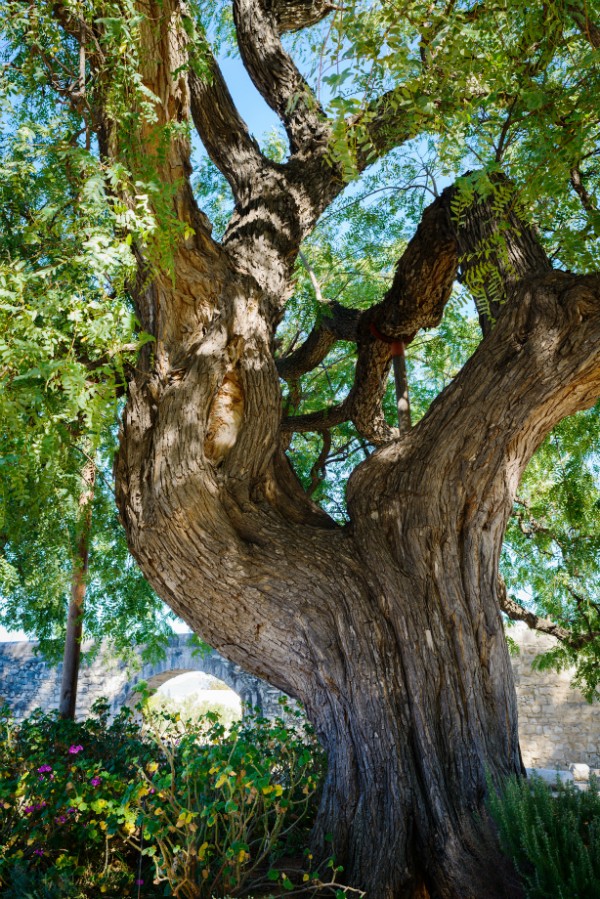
[344,186,459,445]
[345,339,398,445]
[280,187,460,445]
[277,302,359,379]
[282,402,347,434]
[188,44,266,203]
[272,0,335,34]
[347,165,600,531]
[500,583,600,651]
[455,174,553,334]
[232,0,330,154]
[308,430,332,495]
[498,585,574,644]
[350,268,600,529]
[570,165,599,218]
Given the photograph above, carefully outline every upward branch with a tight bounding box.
[454,174,553,334]
[232,0,330,155]
[282,186,459,444]
[348,179,600,649]
[188,35,266,204]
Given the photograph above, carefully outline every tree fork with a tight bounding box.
[56,0,599,891]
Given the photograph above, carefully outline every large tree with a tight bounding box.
[2,0,600,896]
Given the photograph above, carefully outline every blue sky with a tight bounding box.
[219,55,280,141]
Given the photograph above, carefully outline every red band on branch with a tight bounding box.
[369,323,405,357]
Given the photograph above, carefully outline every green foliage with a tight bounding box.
[502,402,600,699]
[0,10,176,656]
[0,702,330,898]
[135,703,326,898]
[487,774,600,899]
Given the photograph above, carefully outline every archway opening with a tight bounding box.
[147,671,243,728]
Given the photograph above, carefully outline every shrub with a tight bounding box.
[0,700,156,896]
[0,700,328,898]
[487,772,600,899]
[133,703,326,898]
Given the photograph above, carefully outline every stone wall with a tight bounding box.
[1,625,599,770]
[511,622,600,770]
[0,635,285,721]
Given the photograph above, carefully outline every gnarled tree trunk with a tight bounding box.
[115,232,600,898]
[49,0,600,894]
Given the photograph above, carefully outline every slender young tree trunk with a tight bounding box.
[58,460,95,720]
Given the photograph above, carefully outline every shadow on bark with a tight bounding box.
[420,810,525,899]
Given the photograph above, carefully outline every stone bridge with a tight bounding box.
[1,625,599,771]
[0,634,286,721]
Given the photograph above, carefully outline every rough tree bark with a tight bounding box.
[51,0,600,895]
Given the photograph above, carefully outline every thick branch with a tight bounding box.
[500,585,600,651]
[188,43,266,204]
[499,586,574,644]
[282,402,347,435]
[281,177,559,449]
[277,302,359,379]
[272,0,335,34]
[349,269,600,537]
[281,187,459,445]
[232,0,330,154]
[346,186,459,444]
[570,165,599,218]
[455,174,553,334]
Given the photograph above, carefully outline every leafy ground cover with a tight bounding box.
[0,699,337,898]
[487,773,600,899]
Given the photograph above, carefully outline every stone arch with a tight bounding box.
[109,637,285,718]
[0,635,289,722]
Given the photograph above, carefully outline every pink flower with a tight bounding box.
[24,802,47,814]
[33,848,44,856]
[37,765,53,773]
[135,879,144,886]
[68,744,83,754]
[90,776,102,787]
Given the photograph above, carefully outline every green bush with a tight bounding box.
[487,772,600,899]
[135,704,325,898]
[0,700,327,898]
[0,700,155,896]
